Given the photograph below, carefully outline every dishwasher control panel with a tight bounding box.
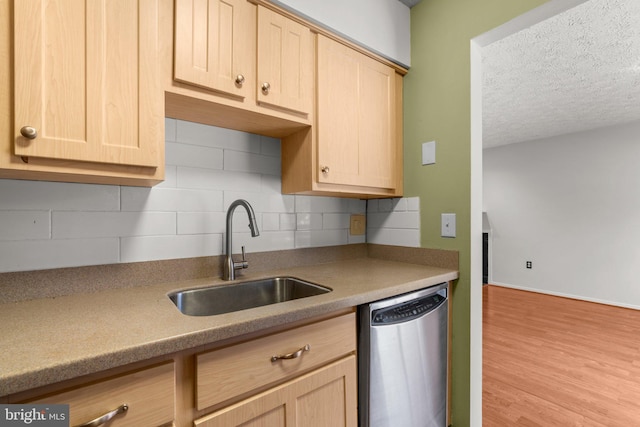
[371,292,446,325]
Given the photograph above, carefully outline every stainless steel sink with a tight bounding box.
[168,277,332,316]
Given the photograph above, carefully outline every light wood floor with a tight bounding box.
[483,285,640,426]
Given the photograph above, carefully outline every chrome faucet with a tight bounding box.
[223,199,260,280]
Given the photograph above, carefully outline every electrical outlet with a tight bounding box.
[526,261,532,269]
[350,214,366,235]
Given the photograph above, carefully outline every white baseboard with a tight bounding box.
[489,281,640,311]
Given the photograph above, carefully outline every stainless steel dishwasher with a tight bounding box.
[358,282,448,427]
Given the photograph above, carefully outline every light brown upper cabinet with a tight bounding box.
[282,35,403,198]
[317,35,397,190]
[170,0,313,134]
[174,0,254,101]
[256,5,313,116]
[1,0,165,186]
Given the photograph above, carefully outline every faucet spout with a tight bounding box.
[223,199,260,280]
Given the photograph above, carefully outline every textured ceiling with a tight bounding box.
[482,0,640,148]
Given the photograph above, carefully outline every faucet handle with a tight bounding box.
[233,246,249,271]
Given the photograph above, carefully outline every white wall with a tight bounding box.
[0,119,420,273]
[272,0,411,67]
[483,120,640,309]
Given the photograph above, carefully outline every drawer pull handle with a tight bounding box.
[271,344,310,362]
[74,403,128,427]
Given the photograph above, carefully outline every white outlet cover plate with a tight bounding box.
[441,213,456,238]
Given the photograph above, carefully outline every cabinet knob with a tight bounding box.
[261,82,271,94]
[321,166,330,173]
[235,74,245,86]
[20,126,37,140]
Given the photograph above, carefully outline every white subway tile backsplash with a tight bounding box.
[165,118,177,142]
[121,187,223,213]
[391,198,408,212]
[0,238,119,273]
[224,150,281,176]
[311,196,350,213]
[280,214,296,231]
[323,213,350,230]
[166,141,223,170]
[121,234,224,263]
[265,194,295,213]
[176,120,261,153]
[53,212,176,239]
[367,228,420,247]
[0,211,50,240]
[260,136,281,157]
[158,166,178,188]
[177,167,260,191]
[222,191,295,214]
[295,196,312,213]
[377,199,393,212]
[292,196,351,214]
[0,119,421,273]
[260,175,282,194]
[176,212,226,235]
[0,180,119,211]
[407,197,420,211]
[367,212,419,229]
[348,234,366,244]
[366,197,421,248]
[306,229,349,247]
[222,192,264,211]
[294,231,311,248]
[348,199,367,213]
[262,213,280,232]
[296,213,323,230]
[231,231,294,254]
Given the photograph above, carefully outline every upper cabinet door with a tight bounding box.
[256,6,313,116]
[316,35,396,190]
[13,0,163,168]
[174,0,254,99]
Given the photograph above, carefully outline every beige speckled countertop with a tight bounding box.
[0,247,458,397]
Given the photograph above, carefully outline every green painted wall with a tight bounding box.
[405,0,548,425]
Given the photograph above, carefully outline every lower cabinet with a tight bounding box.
[21,362,175,427]
[196,312,356,409]
[194,356,357,427]
[6,311,357,427]
[194,312,357,426]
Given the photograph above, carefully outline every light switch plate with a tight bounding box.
[350,214,366,235]
[441,213,456,238]
[422,141,436,165]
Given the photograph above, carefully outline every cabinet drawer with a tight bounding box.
[25,362,174,427]
[194,355,357,427]
[196,312,356,410]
